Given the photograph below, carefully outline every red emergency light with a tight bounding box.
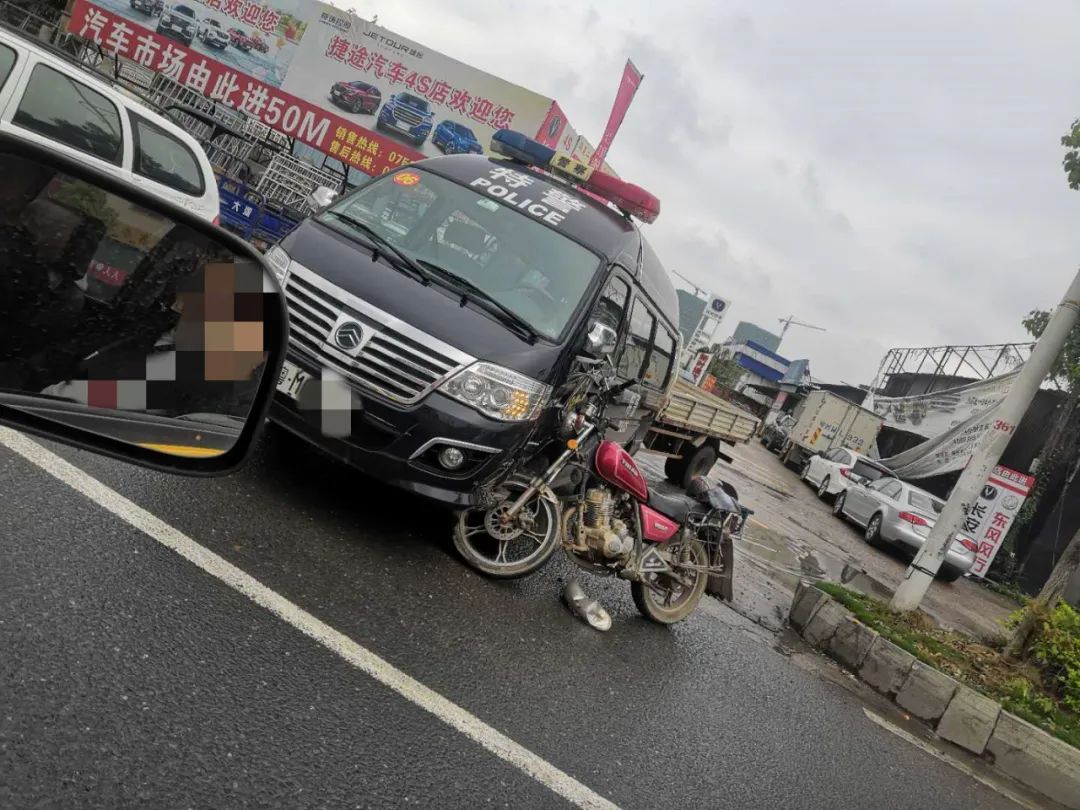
[490,130,660,224]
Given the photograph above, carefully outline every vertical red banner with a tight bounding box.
[589,59,642,170]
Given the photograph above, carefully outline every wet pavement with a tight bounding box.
[0,426,1036,809]
[640,441,1019,641]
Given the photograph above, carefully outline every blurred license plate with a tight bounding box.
[276,360,309,399]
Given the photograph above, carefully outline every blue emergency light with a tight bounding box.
[489,130,661,223]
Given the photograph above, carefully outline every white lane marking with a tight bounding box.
[0,428,620,810]
[861,709,1038,810]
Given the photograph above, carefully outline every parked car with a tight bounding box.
[228,27,253,51]
[377,92,434,145]
[155,3,198,45]
[330,80,381,115]
[129,0,164,16]
[801,447,895,501]
[197,18,229,48]
[760,412,795,453]
[833,478,978,581]
[0,25,219,223]
[432,120,482,154]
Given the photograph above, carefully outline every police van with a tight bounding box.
[266,130,682,506]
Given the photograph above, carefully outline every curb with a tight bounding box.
[788,584,1080,809]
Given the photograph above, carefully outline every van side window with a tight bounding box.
[130,113,205,196]
[0,44,16,90]
[619,298,655,379]
[645,326,676,388]
[595,275,629,332]
[13,64,122,164]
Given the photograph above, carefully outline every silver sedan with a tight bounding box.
[833,477,977,582]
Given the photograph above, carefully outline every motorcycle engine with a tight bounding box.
[580,488,633,559]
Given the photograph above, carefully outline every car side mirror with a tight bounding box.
[0,134,285,474]
[583,318,618,358]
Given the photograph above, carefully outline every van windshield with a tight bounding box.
[318,169,602,340]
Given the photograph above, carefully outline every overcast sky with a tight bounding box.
[358,0,1080,384]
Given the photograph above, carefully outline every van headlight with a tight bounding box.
[265,245,291,286]
[439,362,550,422]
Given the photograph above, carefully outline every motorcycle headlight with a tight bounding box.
[265,245,291,287]
[439,362,549,422]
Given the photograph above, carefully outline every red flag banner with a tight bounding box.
[589,59,642,171]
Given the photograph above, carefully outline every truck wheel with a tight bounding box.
[664,455,688,485]
[781,443,797,468]
[680,446,718,490]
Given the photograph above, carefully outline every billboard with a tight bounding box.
[286,9,555,162]
[69,0,558,175]
[960,465,1035,578]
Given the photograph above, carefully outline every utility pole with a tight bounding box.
[891,267,1080,611]
[777,315,825,348]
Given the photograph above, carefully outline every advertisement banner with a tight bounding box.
[535,100,569,149]
[287,6,555,162]
[961,465,1035,578]
[689,351,712,385]
[71,0,416,174]
[590,58,642,170]
[71,0,557,175]
[870,372,1018,439]
[702,295,730,323]
[877,406,999,479]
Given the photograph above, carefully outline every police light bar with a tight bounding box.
[490,130,660,224]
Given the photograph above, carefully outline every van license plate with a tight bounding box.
[276,360,309,400]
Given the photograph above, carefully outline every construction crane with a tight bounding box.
[777,315,826,344]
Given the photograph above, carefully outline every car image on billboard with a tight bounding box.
[91,0,307,87]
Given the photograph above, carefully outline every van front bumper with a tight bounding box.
[268,355,536,507]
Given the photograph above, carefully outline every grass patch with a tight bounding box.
[815,582,1080,750]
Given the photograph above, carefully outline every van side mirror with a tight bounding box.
[309,185,338,209]
[0,133,286,474]
[584,318,618,358]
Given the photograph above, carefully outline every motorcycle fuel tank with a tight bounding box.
[594,440,649,502]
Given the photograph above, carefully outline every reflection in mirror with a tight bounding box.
[0,152,272,459]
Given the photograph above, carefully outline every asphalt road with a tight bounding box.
[0,425,1034,809]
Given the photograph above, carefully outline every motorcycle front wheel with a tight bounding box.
[453,479,561,579]
[631,537,709,624]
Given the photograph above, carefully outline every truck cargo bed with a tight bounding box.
[657,378,759,444]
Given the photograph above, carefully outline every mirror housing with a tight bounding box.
[0,133,286,475]
[583,318,618,358]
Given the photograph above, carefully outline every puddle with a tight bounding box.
[737,526,893,603]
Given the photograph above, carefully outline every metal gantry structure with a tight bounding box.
[875,342,1035,396]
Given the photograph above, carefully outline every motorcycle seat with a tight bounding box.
[647,489,701,523]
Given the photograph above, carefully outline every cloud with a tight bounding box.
[363,0,1080,382]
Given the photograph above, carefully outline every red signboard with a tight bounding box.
[70,0,421,175]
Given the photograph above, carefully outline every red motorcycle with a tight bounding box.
[454,365,742,625]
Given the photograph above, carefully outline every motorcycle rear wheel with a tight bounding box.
[453,479,560,579]
[631,537,709,624]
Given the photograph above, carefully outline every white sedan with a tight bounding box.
[801,447,896,501]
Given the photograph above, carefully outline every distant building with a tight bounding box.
[731,321,782,354]
[676,289,706,347]
[719,340,791,406]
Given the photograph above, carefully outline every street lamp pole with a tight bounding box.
[891,266,1080,611]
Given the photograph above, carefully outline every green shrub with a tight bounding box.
[1030,601,1080,713]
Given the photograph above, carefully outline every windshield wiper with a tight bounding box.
[414,259,538,344]
[324,212,430,285]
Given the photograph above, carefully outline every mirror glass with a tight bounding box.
[0,152,274,459]
[584,319,618,358]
